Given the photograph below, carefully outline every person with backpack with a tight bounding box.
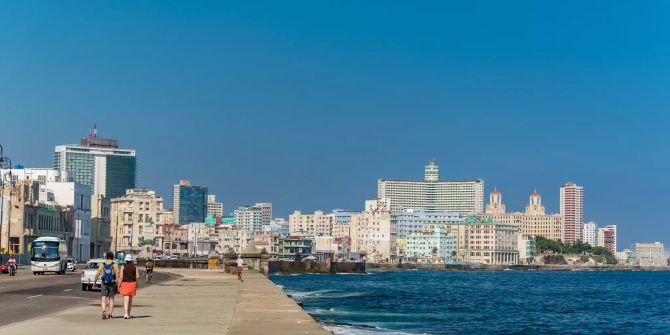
[118,254,140,319]
[94,252,120,320]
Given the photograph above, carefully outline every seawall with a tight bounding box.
[367,263,670,271]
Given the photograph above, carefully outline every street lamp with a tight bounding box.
[0,144,18,257]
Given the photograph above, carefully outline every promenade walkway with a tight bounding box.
[0,269,329,335]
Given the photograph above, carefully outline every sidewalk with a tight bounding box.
[0,269,330,335]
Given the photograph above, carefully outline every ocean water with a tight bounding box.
[270,270,670,334]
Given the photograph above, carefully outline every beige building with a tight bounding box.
[110,189,166,257]
[441,216,519,264]
[90,194,112,258]
[217,225,251,255]
[635,242,666,267]
[481,190,563,242]
[597,225,617,254]
[289,210,333,237]
[349,198,396,263]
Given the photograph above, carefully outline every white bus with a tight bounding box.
[29,237,68,275]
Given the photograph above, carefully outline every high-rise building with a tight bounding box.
[173,179,208,224]
[255,202,272,227]
[110,189,166,257]
[378,161,484,213]
[560,182,584,244]
[635,242,666,267]
[583,221,597,246]
[597,225,616,254]
[54,127,136,199]
[233,203,269,232]
[206,195,223,218]
[349,198,396,263]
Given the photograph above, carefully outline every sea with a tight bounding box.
[270,270,670,334]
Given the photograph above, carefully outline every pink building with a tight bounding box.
[560,183,583,244]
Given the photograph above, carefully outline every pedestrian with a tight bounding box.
[94,252,120,320]
[118,254,140,319]
[236,255,244,282]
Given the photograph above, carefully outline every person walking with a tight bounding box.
[94,252,120,319]
[145,258,154,283]
[236,255,244,282]
[118,254,140,319]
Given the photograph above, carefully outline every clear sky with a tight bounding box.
[1,1,669,248]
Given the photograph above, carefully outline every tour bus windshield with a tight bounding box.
[31,241,60,261]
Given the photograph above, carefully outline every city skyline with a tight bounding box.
[2,1,669,248]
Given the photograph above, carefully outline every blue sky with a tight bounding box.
[1,1,669,248]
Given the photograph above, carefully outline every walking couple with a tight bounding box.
[95,252,140,320]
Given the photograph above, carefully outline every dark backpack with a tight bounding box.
[102,262,115,284]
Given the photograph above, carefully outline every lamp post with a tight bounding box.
[0,144,17,256]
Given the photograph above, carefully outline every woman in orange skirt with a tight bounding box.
[118,254,140,319]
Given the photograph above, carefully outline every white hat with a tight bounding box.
[124,254,133,262]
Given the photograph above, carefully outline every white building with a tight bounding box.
[518,235,537,264]
[583,221,596,246]
[266,218,290,236]
[289,210,333,237]
[378,161,485,213]
[405,226,454,260]
[393,209,465,240]
[3,168,92,261]
[615,249,634,265]
[206,195,223,217]
[350,198,396,263]
[218,225,251,255]
[184,222,216,257]
[635,242,665,267]
[233,204,269,232]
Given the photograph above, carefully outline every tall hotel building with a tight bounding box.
[54,127,137,199]
[173,179,208,224]
[560,182,584,244]
[583,221,597,246]
[377,161,484,213]
[597,225,617,254]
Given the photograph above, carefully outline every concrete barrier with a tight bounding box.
[268,260,365,275]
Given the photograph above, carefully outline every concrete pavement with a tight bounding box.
[0,269,330,335]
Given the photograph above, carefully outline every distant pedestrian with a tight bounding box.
[236,255,244,282]
[95,252,120,320]
[118,254,140,319]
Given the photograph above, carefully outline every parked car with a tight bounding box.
[81,258,105,291]
[66,258,77,272]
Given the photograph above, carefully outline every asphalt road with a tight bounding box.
[0,266,176,326]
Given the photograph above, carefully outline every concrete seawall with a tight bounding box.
[268,260,366,275]
[0,269,330,335]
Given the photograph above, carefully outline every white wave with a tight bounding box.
[323,325,426,335]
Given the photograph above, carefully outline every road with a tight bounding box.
[0,266,176,326]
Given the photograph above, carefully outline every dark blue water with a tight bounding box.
[270,270,670,334]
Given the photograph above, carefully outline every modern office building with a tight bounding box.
[377,161,485,213]
[110,189,166,257]
[597,225,617,254]
[635,242,666,267]
[560,182,584,244]
[206,195,223,218]
[173,179,208,224]
[583,221,597,246]
[54,128,136,199]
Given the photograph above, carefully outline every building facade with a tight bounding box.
[233,203,270,232]
[349,198,396,263]
[206,194,223,218]
[597,225,616,254]
[405,226,454,261]
[378,161,485,213]
[583,221,596,246]
[289,210,333,237]
[560,182,584,244]
[635,242,666,267]
[173,179,208,224]
[110,189,166,257]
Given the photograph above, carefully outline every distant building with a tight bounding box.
[635,242,666,267]
[377,160,485,213]
[233,203,271,232]
[518,235,537,264]
[391,209,464,258]
[445,216,519,265]
[267,218,289,236]
[480,190,563,242]
[217,225,251,255]
[54,128,136,199]
[597,225,617,254]
[110,189,166,257]
[583,221,597,246]
[279,236,314,259]
[289,210,333,237]
[173,179,208,224]
[90,194,111,258]
[615,249,634,265]
[405,226,454,261]
[560,182,584,244]
[349,198,396,263]
[206,195,223,218]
